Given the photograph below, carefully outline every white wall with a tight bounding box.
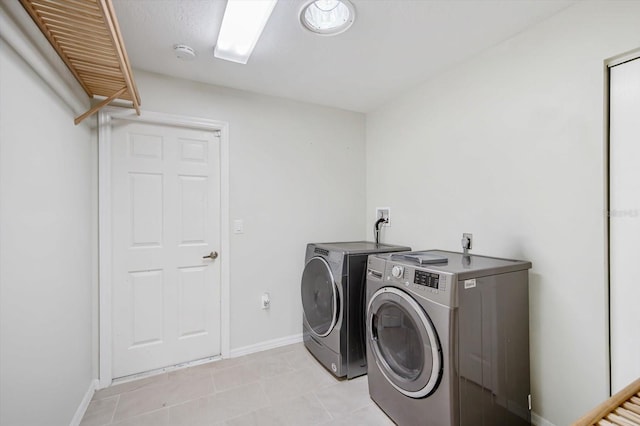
[0,38,95,426]
[366,1,640,425]
[133,71,366,350]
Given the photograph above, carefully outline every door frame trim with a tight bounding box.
[97,107,230,388]
[606,52,640,394]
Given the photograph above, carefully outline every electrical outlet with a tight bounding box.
[261,293,270,310]
[375,207,391,227]
[462,233,473,250]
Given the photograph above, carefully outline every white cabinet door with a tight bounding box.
[609,57,640,393]
[111,120,221,379]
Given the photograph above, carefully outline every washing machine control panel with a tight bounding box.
[414,270,440,289]
[384,262,455,306]
[391,265,404,278]
[386,265,448,290]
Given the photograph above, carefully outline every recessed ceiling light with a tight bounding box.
[300,0,355,36]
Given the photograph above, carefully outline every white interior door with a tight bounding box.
[609,56,640,393]
[111,120,221,379]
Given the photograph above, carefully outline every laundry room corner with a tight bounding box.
[365,1,640,424]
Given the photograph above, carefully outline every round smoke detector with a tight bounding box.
[173,44,197,60]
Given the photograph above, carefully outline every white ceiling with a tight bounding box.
[111,0,576,113]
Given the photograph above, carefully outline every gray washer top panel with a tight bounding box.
[311,241,411,255]
[385,249,531,280]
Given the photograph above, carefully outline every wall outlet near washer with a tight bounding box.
[261,292,271,310]
[462,233,473,250]
[375,207,391,227]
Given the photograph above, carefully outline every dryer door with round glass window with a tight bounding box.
[367,287,442,398]
[301,256,339,337]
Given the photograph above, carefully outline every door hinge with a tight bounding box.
[528,394,532,411]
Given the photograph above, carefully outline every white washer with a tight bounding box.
[366,250,532,425]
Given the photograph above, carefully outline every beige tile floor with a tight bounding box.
[81,343,394,426]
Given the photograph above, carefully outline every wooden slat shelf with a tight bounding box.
[573,378,640,426]
[20,0,141,124]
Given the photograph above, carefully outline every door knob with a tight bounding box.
[203,251,218,260]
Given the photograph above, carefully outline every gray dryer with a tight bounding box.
[301,241,411,379]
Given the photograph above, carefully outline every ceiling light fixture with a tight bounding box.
[214,0,278,64]
[300,0,355,36]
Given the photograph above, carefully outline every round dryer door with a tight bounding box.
[301,256,339,337]
[367,287,442,398]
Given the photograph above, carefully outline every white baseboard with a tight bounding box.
[69,379,98,426]
[532,411,556,426]
[229,333,303,358]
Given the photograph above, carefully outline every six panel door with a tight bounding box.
[111,120,221,379]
